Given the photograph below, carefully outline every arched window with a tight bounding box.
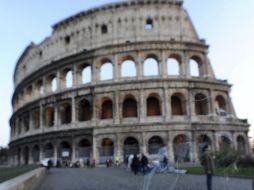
[173,135,190,162]
[78,139,91,158]
[35,80,43,96]
[59,141,72,159]
[78,99,92,121]
[44,106,54,127]
[101,138,114,157]
[32,110,40,129]
[122,97,137,118]
[189,59,199,77]
[47,74,57,93]
[101,99,113,119]
[100,62,113,81]
[101,24,108,34]
[66,70,73,88]
[23,113,30,132]
[195,93,208,115]
[51,77,57,92]
[23,146,29,165]
[197,134,212,158]
[44,143,53,158]
[237,136,246,154]
[147,96,161,116]
[124,137,139,158]
[148,136,164,154]
[171,93,186,115]
[145,18,153,29]
[121,60,136,77]
[219,136,231,151]
[144,57,159,76]
[25,85,32,101]
[215,95,227,116]
[60,103,72,124]
[32,145,40,163]
[82,66,92,84]
[167,57,180,75]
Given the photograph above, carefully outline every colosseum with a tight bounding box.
[9,0,250,166]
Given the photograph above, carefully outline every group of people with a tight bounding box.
[129,153,149,175]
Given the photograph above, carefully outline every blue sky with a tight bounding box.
[1,0,254,147]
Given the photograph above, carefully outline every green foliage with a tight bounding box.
[214,148,239,167]
[237,155,254,168]
[0,165,39,183]
[0,146,9,165]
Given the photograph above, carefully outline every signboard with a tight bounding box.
[62,151,70,157]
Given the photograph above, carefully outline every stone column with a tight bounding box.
[163,87,170,121]
[115,134,122,161]
[54,103,59,128]
[54,143,58,160]
[214,133,220,152]
[73,64,78,87]
[139,89,145,123]
[161,51,167,78]
[187,89,195,118]
[71,97,76,126]
[92,135,98,163]
[190,132,198,163]
[71,139,76,163]
[29,112,33,133]
[137,53,143,79]
[39,145,43,161]
[39,103,43,131]
[91,93,97,126]
[28,146,33,165]
[114,91,120,124]
[56,71,61,92]
[141,133,148,155]
[92,61,99,84]
[114,54,120,82]
[209,90,216,116]
[183,52,190,78]
[167,131,174,163]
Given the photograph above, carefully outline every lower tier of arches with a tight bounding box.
[9,127,250,166]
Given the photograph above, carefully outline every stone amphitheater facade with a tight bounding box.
[9,0,250,165]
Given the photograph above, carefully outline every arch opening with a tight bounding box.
[100,62,113,81]
[101,99,113,119]
[124,137,139,159]
[122,97,137,118]
[195,93,208,115]
[173,135,190,162]
[147,96,161,116]
[148,136,164,154]
[78,99,92,121]
[144,57,159,76]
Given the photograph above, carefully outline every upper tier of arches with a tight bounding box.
[14,0,202,87]
[13,51,216,111]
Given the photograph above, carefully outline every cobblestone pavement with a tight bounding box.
[37,167,252,190]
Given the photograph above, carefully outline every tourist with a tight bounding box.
[91,159,96,168]
[140,153,148,175]
[200,144,215,190]
[115,154,120,167]
[47,159,53,170]
[86,158,90,168]
[131,154,140,175]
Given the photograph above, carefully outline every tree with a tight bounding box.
[0,146,9,165]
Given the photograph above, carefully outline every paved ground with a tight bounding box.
[37,167,252,190]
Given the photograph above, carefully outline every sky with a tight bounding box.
[0,0,254,147]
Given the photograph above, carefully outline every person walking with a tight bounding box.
[201,144,215,190]
[140,153,149,175]
[131,154,140,175]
